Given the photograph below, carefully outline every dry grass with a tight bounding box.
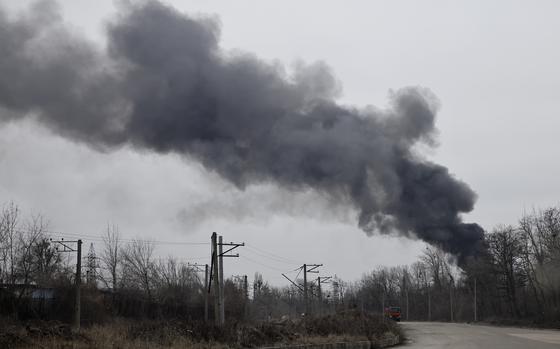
[3,311,402,349]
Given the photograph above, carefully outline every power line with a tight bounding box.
[239,255,292,273]
[245,243,302,264]
[21,228,209,245]
[243,247,301,267]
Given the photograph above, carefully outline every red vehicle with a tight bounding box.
[384,306,401,321]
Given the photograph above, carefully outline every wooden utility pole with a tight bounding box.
[218,235,225,325]
[211,232,221,325]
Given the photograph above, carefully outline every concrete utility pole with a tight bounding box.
[218,236,225,325]
[317,276,322,315]
[382,291,385,322]
[188,262,208,323]
[244,275,249,319]
[303,264,307,315]
[450,282,454,322]
[214,233,244,325]
[205,264,209,323]
[50,238,82,332]
[403,273,409,321]
[302,264,322,315]
[428,286,431,321]
[211,232,221,325]
[317,276,331,316]
[474,277,477,322]
[75,239,82,331]
[406,290,409,321]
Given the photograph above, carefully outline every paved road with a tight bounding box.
[400,322,560,348]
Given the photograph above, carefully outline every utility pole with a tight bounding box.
[218,236,225,325]
[427,286,431,321]
[302,264,322,316]
[406,289,409,321]
[50,238,82,332]
[474,277,477,322]
[450,286,453,322]
[449,279,454,322]
[317,276,321,316]
[231,274,250,320]
[382,291,385,322]
[188,262,208,323]
[244,275,249,319]
[303,264,307,315]
[205,264,209,322]
[75,239,82,331]
[211,232,221,325]
[317,276,331,316]
[215,234,244,325]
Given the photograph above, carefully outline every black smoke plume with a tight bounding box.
[0,1,484,261]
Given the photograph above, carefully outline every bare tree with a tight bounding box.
[100,225,121,292]
[520,207,560,316]
[0,201,20,285]
[16,215,48,289]
[487,225,525,317]
[122,239,155,300]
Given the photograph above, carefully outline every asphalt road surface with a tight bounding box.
[401,322,560,348]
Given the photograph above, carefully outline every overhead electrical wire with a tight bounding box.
[239,255,293,273]
[14,226,309,283]
[245,243,302,264]
[28,228,209,245]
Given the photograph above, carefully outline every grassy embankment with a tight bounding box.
[1,311,402,349]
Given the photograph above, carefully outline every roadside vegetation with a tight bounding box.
[1,200,559,348]
[0,311,401,349]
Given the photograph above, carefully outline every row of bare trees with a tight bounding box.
[0,202,212,320]
[243,207,560,324]
[336,206,560,323]
[0,202,65,292]
[2,200,559,324]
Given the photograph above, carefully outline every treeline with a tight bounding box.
[0,201,210,322]
[341,206,560,324]
[1,201,559,326]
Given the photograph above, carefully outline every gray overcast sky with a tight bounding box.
[1,0,559,285]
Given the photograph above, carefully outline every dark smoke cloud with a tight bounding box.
[0,1,484,261]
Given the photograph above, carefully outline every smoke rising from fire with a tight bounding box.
[0,1,483,261]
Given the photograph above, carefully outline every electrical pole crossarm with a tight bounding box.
[306,264,322,273]
[50,239,78,252]
[188,262,206,273]
[218,242,244,256]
